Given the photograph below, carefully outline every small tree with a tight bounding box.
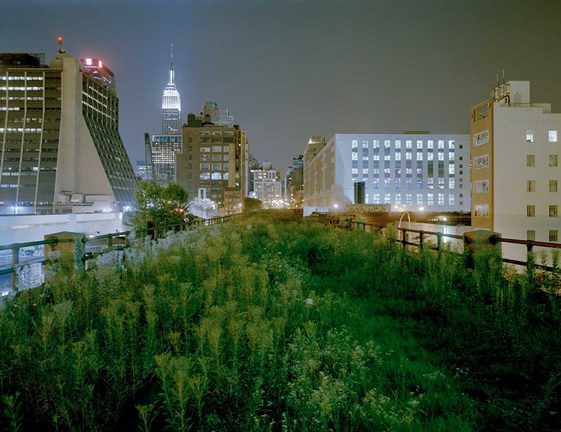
[244,197,262,212]
[130,181,190,235]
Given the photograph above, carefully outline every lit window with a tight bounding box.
[449,178,455,189]
[416,152,423,161]
[373,140,379,149]
[527,180,535,192]
[384,140,391,149]
[438,140,444,149]
[362,140,369,148]
[527,154,535,167]
[550,180,558,193]
[416,140,423,149]
[549,205,558,217]
[427,140,433,149]
[352,140,358,149]
[438,193,444,205]
[475,154,489,169]
[449,164,455,175]
[527,205,536,217]
[549,155,558,167]
[474,180,489,193]
[549,130,558,143]
[448,140,455,149]
[550,230,559,242]
[475,204,489,216]
[474,130,489,146]
[406,140,412,149]
[449,194,455,205]
[427,193,434,205]
[428,152,434,161]
[352,152,358,160]
[526,130,534,143]
[527,230,536,241]
[384,193,391,203]
[395,140,401,149]
[417,193,423,204]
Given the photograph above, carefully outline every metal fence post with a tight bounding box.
[44,232,86,276]
[11,245,19,292]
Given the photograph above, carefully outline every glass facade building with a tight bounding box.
[0,51,137,214]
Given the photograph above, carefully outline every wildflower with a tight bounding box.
[305,298,314,306]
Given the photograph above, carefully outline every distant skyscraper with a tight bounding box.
[146,134,182,184]
[161,44,181,134]
[0,47,137,214]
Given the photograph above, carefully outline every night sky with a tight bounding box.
[2,0,561,173]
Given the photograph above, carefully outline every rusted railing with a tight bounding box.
[0,214,241,296]
[314,214,561,272]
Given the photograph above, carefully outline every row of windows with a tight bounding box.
[368,192,457,206]
[0,86,44,91]
[474,154,561,168]
[527,180,558,192]
[352,178,460,189]
[200,145,230,153]
[526,130,558,143]
[351,139,458,150]
[527,154,559,167]
[200,172,230,180]
[475,178,559,194]
[526,205,559,217]
[0,76,45,81]
[527,230,558,242]
[352,151,455,161]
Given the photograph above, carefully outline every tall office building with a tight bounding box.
[0,48,137,214]
[286,155,304,208]
[161,44,181,134]
[144,44,183,183]
[252,166,283,208]
[303,133,470,216]
[470,80,561,259]
[176,111,248,214]
[146,133,182,183]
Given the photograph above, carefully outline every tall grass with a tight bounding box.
[0,212,559,430]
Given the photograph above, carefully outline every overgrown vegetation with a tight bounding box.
[129,180,192,234]
[0,212,560,431]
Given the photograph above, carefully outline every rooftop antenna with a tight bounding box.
[57,35,65,54]
[168,42,175,85]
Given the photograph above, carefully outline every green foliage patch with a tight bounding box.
[1,212,560,431]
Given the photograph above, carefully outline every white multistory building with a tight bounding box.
[471,80,561,261]
[252,168,283,208]
[303,133,470,216]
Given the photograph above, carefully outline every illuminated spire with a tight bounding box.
[161,42,181,133]
[168,43,175,85]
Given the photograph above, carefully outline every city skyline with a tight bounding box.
[1,0,561,174]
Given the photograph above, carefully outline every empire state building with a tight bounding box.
[161,44,181,134]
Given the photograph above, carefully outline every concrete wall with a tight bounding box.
[0,212,126,245]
